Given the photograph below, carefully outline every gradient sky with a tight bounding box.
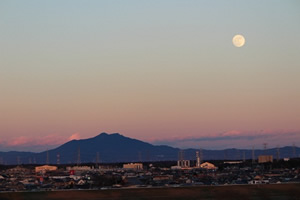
[1,0,300,151]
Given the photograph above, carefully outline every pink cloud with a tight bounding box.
[6,136,31,146]
[68,133,80,141]
[1,133,81,148]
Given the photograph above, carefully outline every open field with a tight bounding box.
[1,184,300,200]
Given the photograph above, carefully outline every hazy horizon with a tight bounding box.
[1,0,300,152]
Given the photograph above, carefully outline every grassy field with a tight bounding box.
[1,184,300,200]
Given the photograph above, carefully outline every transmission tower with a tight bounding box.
[77,146,81,166]
[224,150,227,160]
[263,143,267,153]
[57,153,60,165]
[200,148,203,161]
[146,150,150,162]
[17,156,21,165]
[138,151,142,162]
[236,149,241,160]
[96,152,100,168]
[178,149,184,161]
[276,145,280,161]
[293,143,296,158]
[46,150,49,164]
[252,146,255,164]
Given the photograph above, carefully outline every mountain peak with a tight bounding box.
[111,133,122,136]
[95,132,108,137]
[95,132,122,138]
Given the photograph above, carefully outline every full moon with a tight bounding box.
[232,34,245,47]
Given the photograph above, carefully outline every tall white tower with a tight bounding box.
[196,151,201,167]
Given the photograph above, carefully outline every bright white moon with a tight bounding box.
[232,34,245,47]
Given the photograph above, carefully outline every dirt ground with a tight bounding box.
[0,184,300,200]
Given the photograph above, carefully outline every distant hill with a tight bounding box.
[0,133,299,165]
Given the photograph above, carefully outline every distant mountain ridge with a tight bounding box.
[0,132,299,165]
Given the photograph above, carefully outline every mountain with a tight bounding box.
[0,133,299,165]
[0,151,36,165]
[36,133,179,164]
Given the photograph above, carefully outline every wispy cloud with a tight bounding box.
[150,129,300,149]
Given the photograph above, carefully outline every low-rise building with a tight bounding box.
[66,166,92,171]
[177,160,190,168]
[258,155,273,163]
[35,165,58,173]
[153,175,173,181]
[123,163,143,170]
[6,166,32,175]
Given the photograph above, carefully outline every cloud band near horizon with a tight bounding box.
[151,129,300,150]
[0,130,299,152]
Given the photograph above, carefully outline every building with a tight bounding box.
[200,162,217,170]
[258,155,273,163]
[35,165,58,173]
[123,163,143,170]
[171,165,181,170]
[6,166,32,175]
[177,160,190,168]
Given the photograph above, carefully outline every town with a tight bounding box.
[1,152,299,192]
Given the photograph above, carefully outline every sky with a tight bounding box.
[0,0,300,151]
